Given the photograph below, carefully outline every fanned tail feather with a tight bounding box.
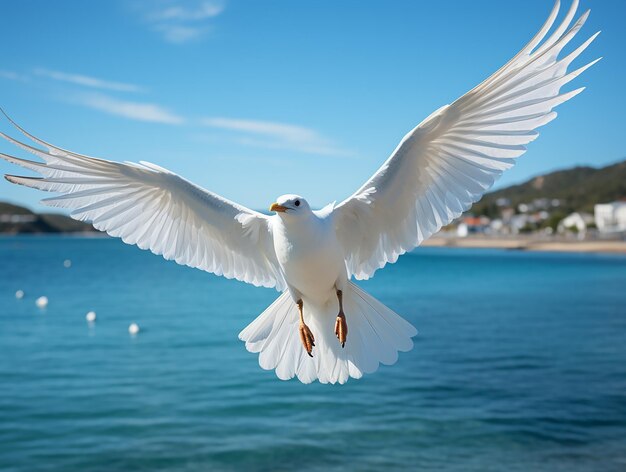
[238,281,417,384]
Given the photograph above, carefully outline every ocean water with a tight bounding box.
[0,236,625,472]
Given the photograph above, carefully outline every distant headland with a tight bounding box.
[0,201,96,234]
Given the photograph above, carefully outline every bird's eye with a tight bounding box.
[295,200,300,207]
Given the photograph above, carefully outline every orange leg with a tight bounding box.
[334,289,348,348]
[297,299,315,357]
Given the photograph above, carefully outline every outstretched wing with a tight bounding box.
[0,114,286,290]
[332,0,600,280]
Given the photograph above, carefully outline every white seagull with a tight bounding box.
[1,1,599,384]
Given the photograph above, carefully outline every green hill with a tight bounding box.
[472,159,626,217]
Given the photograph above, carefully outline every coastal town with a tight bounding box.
[418,159,626,252]
[452,198,626,240]
[419,197,626,254]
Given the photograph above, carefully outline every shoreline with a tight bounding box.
[421,235,626,254]
[1,232,625,255]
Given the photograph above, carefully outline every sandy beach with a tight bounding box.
[421,235,626,254]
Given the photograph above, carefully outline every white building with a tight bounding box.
[456,216,490,237]
[559,212,594,233]
[510,214,530,233]
[594,202,626,233]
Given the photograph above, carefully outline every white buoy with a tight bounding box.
[35,296,48,308]
[15,290,24,299]
[63,259,72,268]
[86,311,97,323]
[128,323,140,335]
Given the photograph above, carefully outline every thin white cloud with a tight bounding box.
[203,118,319,142]
[35,68,143,93]
[75,93,184,125]
[137,1,225,44]
[0,70,29,82]
[201,117,352,157]
[155,24,206,44]
[149,1,223,21]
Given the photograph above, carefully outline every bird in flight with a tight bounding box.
[1,1,599,383]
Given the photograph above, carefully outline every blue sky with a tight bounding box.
[0,0,622,213]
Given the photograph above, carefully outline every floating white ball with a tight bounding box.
[63,259,72,268]
[35,296,48,308]
[15,290,24,299]
[86,311,97,322]
[128,323,140,335]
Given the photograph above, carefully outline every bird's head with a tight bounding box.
[269,194,310,217]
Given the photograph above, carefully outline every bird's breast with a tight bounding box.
[273,218,345,299]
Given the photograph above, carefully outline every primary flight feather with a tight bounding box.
[1,1,599,383]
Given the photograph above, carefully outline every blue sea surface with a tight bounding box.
[1,236,625,471]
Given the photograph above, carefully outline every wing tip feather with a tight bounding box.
[4,174,45,188]
[5,174,25,185]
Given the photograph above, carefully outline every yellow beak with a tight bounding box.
[269,202,288,213]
